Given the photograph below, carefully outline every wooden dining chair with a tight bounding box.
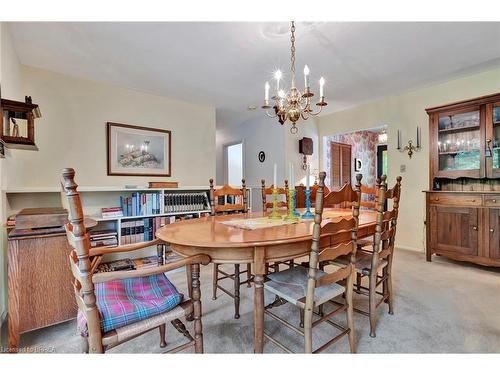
[296,182,331,208]
[262,172,362,353]
[210,178,252,319]
[355,184,378,248]
[62,168,210,353]
[261,179,293,273]
[332,175,402,338]
[261,178,289,210]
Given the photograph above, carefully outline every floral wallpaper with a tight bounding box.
[324,130,382,190]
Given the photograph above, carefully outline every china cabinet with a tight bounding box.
[425,93,500,267]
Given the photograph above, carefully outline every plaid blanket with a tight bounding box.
[78,273,183,335]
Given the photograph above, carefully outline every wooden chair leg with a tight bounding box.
[212,263,218,300]
[356,272,362,292]
[288,260,293,269]
[345,271,356,353]
[265,263,270,275]
[368,271,377,338]
[303,304,313,353]
[191,263,204,353]
[186,264,194,321]
[386,267,394,315]
[80,335,89,353]
[159,323,167,348]
[246,262,252,288]
[299,309,304,328]
[234,264,241,319]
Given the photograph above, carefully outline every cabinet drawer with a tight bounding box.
[428,194,482,206]
[483,196,500,207]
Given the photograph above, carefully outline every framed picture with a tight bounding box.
[107,122,171,176]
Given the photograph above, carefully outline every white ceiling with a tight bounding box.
[7,22,500,128]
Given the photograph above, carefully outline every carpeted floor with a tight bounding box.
[2,249,499,353]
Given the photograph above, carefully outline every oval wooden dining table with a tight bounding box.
[156,208,377,353]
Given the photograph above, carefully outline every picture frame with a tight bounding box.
[107,122,171,177]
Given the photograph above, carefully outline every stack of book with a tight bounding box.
[101,207,124,218]
[164,192,209,213]
[90,230,118,248]
[121,216,175,244]
[120,192,162,217]
[133,256,159,269]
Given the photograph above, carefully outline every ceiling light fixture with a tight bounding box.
[262,21,327,134]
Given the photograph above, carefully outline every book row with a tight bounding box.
[118,192,162,217]
[164,192,210,213]
[120,216,176,244]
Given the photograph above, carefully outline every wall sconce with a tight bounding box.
[397,127,421,158]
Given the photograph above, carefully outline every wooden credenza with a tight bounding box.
[425,191,500,267]
[425,93,500,267]
[8,229,77,351]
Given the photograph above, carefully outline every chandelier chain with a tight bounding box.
[290,21,296,82]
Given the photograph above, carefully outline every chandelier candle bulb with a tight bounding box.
[319,77,325,98]
[275,70,282,92]
[265,82,270,102]
[304,65,309,88]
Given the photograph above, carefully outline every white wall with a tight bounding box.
[318,66,500,252]
[3,66,216,189]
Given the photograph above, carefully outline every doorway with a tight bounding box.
[224,141,244,186]
[377,144,388,178]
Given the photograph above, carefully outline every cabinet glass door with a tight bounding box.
[492,104,500,170]
[437,109,481,174]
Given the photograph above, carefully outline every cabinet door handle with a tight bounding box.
[472,226,478,231]
[493,199,497,203]
[490,228,495,233]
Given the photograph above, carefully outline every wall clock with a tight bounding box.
[258,151,265,163]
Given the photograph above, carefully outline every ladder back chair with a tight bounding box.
[261,178,293,273]
[262,172,362,353]
[210,178,252,319]
[261,178,289,210]
[332,175,402,338]
[355,184,378,248]
[62,168,210,353]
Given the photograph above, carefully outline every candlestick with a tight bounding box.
[268,188,282,220]
[284,189,300,222]
[265,81,270,102]
[301,189,314,219]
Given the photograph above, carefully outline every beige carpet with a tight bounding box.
[2,249,499,353]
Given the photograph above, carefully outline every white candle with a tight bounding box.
[306,164,310,190]
[273,163,277,189]
[319,77,325,97]
[289,163,294,188]
[274,70,282,92]
[265,82,270,102]
[304,65,309,88]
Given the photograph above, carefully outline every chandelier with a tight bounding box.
[262,21,327,134]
